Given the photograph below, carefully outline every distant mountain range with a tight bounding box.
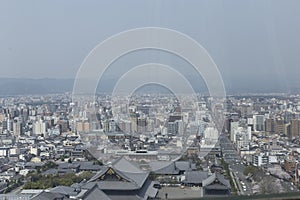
[0,78,74,96]
[0,77,299,96]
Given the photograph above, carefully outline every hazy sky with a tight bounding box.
[1,0,300,92]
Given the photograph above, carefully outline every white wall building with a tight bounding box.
[230,121,239,142]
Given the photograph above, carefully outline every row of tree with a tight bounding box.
[23,171,93,189]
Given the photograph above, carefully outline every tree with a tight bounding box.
[259,176,280,194]
[244,165,255,176]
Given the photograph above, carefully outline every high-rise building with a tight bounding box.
[57,120,69,133]
[291,119,300,138]
[265,118,275,134]
[33,120,47,136]
[76,121,84,132]
[247,117,254,131]
[1,119,8,131]
[275,119,284,135]
[76,120,90,133]
[254,115,265,132]
[7,118,12,131]
[247,126,252,141]
[83,121,90,132]
[284,123,291,138]
[118,120,132,133]
[236,130,250,150]
[167,115,182,135]
[204,127,218,145]
[13,118,22,138]
[137,118,147,133]
[230,121,239,142]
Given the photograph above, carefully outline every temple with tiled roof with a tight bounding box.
[31,157,158,200]
[78,157,158,200]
